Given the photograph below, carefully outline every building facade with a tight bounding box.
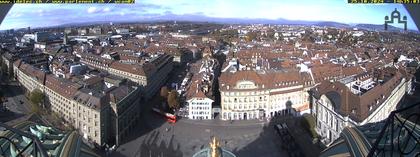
[109,85,142,146]
[311,68,409,146]
[219,71,312,120]
[185,58,218,120]
[13,59,142,146]
[187,97,214,120]
[79,53,173,99]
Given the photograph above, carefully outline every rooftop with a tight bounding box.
[0,121,100,157]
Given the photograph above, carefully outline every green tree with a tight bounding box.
[301,113,317,138]
[167,90,179,110]
[29,89,44,113]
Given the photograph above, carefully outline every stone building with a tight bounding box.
[311,68,410,146]
[219,70,313,120]
[79,53,173,99]
[13,59,143,146]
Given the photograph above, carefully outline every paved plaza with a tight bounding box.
[111,110,294,157]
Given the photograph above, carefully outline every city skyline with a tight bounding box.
[0,0,418,31]
[1,6,419,156]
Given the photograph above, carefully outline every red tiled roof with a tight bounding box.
[313,67,404,122]
[219,70,303,91]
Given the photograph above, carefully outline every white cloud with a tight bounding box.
[37,9,45,16]
[87,7,98,14]
[103,7,111,12]
[10,13,23,18]
[1,1,417,31]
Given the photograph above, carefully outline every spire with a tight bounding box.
[210,136,221,157]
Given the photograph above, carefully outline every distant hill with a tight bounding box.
[354,24,404,32]
[28,13,416,33]
[314,22,351,28]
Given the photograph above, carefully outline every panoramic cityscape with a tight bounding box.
[0,1,420,157]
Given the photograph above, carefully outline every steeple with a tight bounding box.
[210,136,222,157]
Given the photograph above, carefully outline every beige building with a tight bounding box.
[311,68,409,146]
[79,53,173,99]
[13,59,142,146]
[219,71,313,120]
[109,84,142,146]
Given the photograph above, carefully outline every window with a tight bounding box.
[335,119,339,131]
[326,112,329,123]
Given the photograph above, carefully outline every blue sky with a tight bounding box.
[0,0,418,31]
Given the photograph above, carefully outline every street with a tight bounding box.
[0,75,32,123]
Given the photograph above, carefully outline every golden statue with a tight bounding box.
[209,136,222,157]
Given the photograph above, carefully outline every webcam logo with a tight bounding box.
[384,8,407,31]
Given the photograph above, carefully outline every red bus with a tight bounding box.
[152,108,177,123]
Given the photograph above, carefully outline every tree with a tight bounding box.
[301,113,317,138]
[160,86,169,99]
[245,32,258,42]
[167,90,179,110]
[29,89,44,113]
[266,31,276,40]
